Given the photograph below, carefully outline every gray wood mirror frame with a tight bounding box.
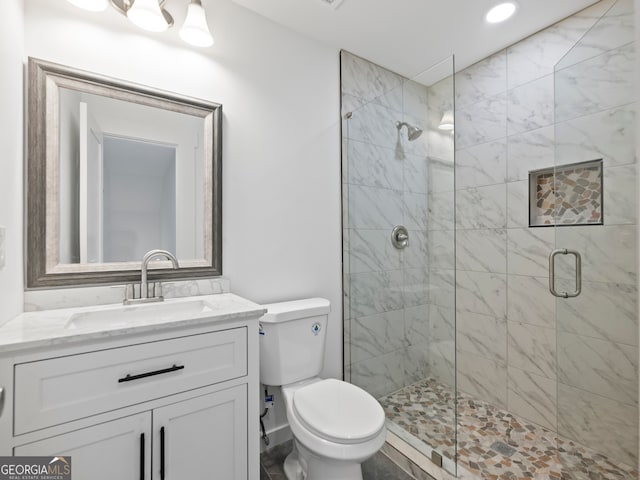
[26,58,222,289]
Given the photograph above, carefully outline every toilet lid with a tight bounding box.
[292,378,385,444]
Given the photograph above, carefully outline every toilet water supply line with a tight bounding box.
[260,388,273,446]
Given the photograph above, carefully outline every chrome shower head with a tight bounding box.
[396,121,423,141]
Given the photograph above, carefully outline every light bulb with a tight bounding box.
[67,0,109,12]
[485,2,517,24]
[127,0,169,32]
[180,0,214,47]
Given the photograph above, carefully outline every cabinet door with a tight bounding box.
[14,412,151,480]
[153,385,247,480]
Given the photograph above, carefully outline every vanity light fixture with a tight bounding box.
[66,0,215,47]
[180,0,214,47]
[485,2,517,24]
[126,0,169,32]
[438,110,454,131]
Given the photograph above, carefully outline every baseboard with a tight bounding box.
[260,423,293,453]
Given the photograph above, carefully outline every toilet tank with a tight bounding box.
[259,298,330,386]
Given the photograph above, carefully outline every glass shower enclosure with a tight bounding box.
[340,51,457,475]
[341,1,637,477]
[553,0,638,474]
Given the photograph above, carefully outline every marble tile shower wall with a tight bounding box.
[341,51,437,397]
[454,0,637,466]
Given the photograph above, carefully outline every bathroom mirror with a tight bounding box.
[26,58,222,288]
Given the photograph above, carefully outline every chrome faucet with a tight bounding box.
[124,249,179,305]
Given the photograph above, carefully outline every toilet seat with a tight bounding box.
[292,378,385,445]
[282,378,387,463]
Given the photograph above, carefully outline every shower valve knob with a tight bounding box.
[391,225,409,249]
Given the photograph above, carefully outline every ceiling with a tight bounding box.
[229,0,598,78]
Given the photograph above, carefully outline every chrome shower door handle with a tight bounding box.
[549,249,563,298]
[549,248,582,298]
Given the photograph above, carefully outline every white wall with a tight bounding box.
[0,0,24,323]
[23,0,342,442]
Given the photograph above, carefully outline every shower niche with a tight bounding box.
[529,159,603,227]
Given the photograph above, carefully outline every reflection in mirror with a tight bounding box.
[27,58,222,288]
[58,88,204,264]
[101,137,177,263]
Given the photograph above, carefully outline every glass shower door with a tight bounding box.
[552,0,638,477]
[340,51,457,475]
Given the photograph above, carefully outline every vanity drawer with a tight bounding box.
[14,327,247,435]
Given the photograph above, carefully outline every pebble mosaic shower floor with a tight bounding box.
[379,378,638,480]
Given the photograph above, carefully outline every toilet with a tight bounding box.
[260,298,386,480]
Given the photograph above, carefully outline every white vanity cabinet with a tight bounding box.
[15,386,248,480]
[0,296,263,480]
[153,386,248,480]
[14,412,152,480]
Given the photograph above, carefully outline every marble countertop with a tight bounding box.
[0,293,266,354]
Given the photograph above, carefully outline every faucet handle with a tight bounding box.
[141,282,165,300]
[155,282,164,299]
[123,283,136,303]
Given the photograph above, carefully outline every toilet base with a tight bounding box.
[284,438,364,480]
[283,445,304,480]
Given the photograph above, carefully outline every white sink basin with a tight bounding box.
[66,300,214,330]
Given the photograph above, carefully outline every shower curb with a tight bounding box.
[382,431,479,479]
[382,432,441,480]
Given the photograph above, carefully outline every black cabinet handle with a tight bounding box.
[139,433,145,480]
[160,426,166,480]
[118,364,184,383]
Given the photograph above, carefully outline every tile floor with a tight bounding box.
[379,378,639,480]
[260,440,418,480]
